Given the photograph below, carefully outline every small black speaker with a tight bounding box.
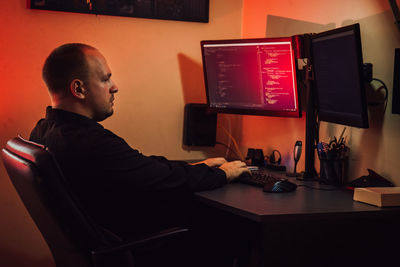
[393,48,400,114]
[183,103,217,146]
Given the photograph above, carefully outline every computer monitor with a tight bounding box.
[311,23,369,128]
[303,23,369,179]
[201,37,301,118]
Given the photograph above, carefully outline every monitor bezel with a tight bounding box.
[311,23,369,128]
[201,37,302,118]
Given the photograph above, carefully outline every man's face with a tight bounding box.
[84,49,118,121]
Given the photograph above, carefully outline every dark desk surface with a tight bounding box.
[193,179,400,267]
[194,179,400,223]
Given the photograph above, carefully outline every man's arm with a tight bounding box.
[88,130,236,193]
[191,157,227,167]
[191,157,249,182]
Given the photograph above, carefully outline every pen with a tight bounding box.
[338,127,346,144]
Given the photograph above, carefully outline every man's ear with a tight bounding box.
[70,79,86,99]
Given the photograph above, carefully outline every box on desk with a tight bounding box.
[353,187,400,207]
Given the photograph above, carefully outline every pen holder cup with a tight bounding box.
[319,157,349,186]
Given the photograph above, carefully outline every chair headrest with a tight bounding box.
[5,136,46,164]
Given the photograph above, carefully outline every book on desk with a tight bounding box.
[353,187,400,207]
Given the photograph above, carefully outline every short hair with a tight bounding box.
[42,43,95,94]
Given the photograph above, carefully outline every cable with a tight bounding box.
[215,141,241,160]
[297,184,342,191]
[224,116,232,159]
[221,126,245,161]
[369,78,389,112]
[315,112,320,146]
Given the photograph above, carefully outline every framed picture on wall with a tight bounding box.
[30,0,209,23]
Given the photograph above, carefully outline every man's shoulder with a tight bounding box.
[30,116,117,150]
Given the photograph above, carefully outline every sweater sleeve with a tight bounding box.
[88,128,227,193]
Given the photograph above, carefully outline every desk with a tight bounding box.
[192,180,400,267]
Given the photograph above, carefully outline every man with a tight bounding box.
[30,43,249,241]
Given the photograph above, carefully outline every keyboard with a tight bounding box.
[237,168,282,187]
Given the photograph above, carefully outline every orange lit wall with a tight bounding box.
[2,0,400,266]
[0,1,242,266]
[240,0,400,182]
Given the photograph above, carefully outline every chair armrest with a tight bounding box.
[91,227,189,257]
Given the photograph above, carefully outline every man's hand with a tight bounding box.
[218,160,249,182]
[192,157,227,167]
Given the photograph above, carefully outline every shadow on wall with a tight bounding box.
[264,12,400,181]
[177,53,244,159]
[266,15,335,37]
[177,53,214,156]
[177,53,207,105]
[350,9,400,179]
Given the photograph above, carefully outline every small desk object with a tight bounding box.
[193,180,400,267]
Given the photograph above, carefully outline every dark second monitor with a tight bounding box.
[200,23,369,129]
[311,23,369,128]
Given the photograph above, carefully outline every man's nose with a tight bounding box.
[110,81,118,93]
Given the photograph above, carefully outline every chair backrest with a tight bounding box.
[1,136,112,267]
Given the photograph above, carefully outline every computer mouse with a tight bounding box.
[263,179,297,193]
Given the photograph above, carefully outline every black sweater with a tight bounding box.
[30,107,227,237]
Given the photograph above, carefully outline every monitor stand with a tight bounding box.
[300,63,318,181]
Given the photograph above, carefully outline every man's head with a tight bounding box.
[43,43,118,121]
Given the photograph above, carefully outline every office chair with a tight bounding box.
[1,136,188,267]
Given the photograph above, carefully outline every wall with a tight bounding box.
[0,1,243,266]
[240,0,400,182]
[2,0,400,266]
